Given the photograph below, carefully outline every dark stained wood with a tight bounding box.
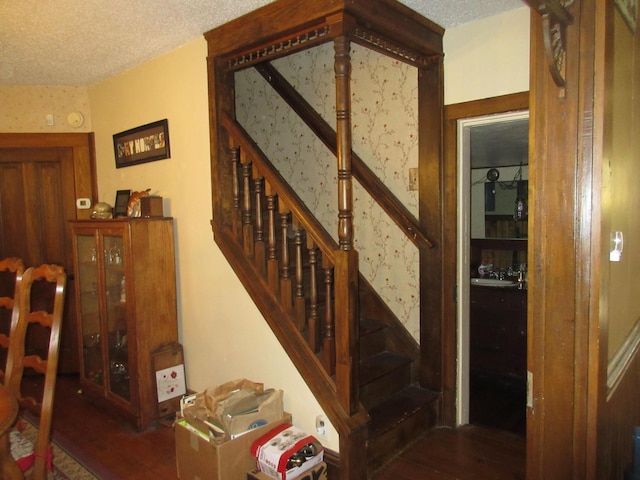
[0,133,97,375]
[206,2,444,478]
[204,0,443,69]
[417,51,444,397]
[254,62,432,250]
[529,1,601,478]
[69,219,179,431]
[25,374,177,480]
[374,426,525,480]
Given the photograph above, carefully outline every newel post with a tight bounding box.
[334,35,354,251]
[333,34,359,415]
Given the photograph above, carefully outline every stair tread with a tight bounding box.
[368,386,439,436]
[360,317,386,335]
[359,351,411,385]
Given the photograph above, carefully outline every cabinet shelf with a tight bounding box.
[70,218,178,430]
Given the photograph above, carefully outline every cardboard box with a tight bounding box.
[183,379,284,443]
[224,389,284,439]
[176,413,292,480]
[247,462,328,480]
[251,424,324,480]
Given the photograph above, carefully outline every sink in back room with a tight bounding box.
[470,278,518,287]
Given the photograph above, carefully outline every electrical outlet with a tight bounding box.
[409,168,418,191]
[315,414,327,438]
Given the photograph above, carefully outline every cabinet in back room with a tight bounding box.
[470,285,527,380]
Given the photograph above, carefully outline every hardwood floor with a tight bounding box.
[372,426,525,480]
[34,374,525,480]
[25,374,178,480]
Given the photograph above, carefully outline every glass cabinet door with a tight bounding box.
[76,234,103,387]
[76,230,131,404]
[103,234,130,402]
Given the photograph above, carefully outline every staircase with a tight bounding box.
[204,1,445,478]
[213,110,440,477]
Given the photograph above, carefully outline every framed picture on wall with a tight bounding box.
[615,0,637,32]
[113,119,170,168]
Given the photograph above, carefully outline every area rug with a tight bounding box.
[18,418,98,480]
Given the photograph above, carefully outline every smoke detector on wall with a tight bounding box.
[66,111,84,128]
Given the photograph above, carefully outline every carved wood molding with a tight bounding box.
[524,0,574,88]
[222,26,331,71]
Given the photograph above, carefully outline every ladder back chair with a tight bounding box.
[0,258,25,383]
[5,264,66,480]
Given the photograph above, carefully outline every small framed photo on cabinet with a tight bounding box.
[114,190,131,217]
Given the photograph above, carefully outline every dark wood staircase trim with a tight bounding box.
[205,2,445,479]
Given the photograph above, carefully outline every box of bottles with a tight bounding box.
[250,424,324,480]
[246,462,327,480]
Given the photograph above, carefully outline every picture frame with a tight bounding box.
[114,189,131,217]
[615,0,637,32]
[113,119,170,168]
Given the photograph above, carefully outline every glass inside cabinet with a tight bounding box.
[75,232,130,403]
[103,235,129,401]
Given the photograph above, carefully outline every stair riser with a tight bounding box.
[360,367,411,410]
[367,401,439,475]
[360,329,386,360]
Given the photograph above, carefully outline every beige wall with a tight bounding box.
[444,8,530,105]
[86,38,341,449]
[0,7,530,452]
[603,11,640,356]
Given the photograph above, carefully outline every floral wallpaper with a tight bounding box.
[0,86,91,132]
[235,43,421,341]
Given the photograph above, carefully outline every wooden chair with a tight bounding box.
[5,264,66,480]
[0,258,25,383]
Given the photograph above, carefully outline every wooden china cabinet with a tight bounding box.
[69,217,178,430]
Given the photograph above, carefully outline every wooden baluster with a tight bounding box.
[334,35,354,251]
[322,262,335,375]
[230,144,241,238]
[307,241,320,352]
[279,204,292,309]
[241,155,254,257]
[292,218,305,331]
[265,182,279,295]
[254,169,266,276]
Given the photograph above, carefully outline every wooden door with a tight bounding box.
[0,133,97,373]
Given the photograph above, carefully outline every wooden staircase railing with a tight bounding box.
[220,111,363,417]
[255,62,433,251]
[216,110,440,478]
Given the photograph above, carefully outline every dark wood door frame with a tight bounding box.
[528,2,602,478]
[0,132,97,373]
[442,91,529,426]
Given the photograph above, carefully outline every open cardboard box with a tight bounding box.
[176,413,292,480]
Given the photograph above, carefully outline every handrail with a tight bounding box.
[255,62,433,249]
[221,112,339,261]
[221,111,360,415]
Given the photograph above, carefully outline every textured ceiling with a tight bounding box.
[0,0,524,87]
